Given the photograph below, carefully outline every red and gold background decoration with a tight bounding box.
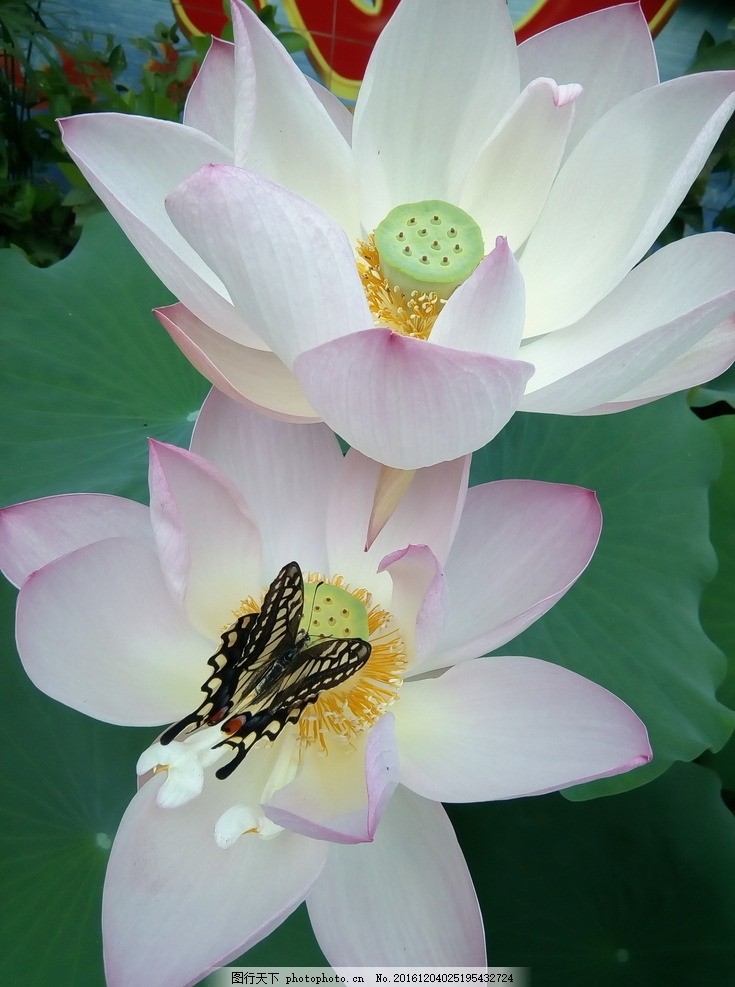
[172,0,682,99]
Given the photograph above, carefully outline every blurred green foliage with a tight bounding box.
[660,20,735,244]
[0,0,304,266]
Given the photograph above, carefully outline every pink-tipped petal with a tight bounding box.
[379,545,445,670]
[521,72,735,337]
[327,450,469,601]
[183,37,237,149]
[191,390,343,577]
[353,0,519,231]
[263,715,399,844]
[230,0,358,236]
[430,236,525,357]
[148,440,261,637]
[459,78,579,250]
[0,494,151,588]
[295,329,534,470]
[58,115,263,346]
[586,316,735,412]
[325,452,393,603]
[104,773,327,987]
[166,165,371,366]
[430,481,601,670]
[155,303,321,422]
[396,656,651,801]
[377,455,469,567]
[518,3,658,156]
[519,232,735,413]
[16,538,211,724]
[307,786,485,965]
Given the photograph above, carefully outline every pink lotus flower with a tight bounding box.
[59,0,735,469]
[0,390,650,985]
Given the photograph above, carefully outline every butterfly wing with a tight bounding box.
[223,560,305,704]
[159,611,258,744]
[160,562,304,745]
[214,636,372,779]
[159,561,373,780]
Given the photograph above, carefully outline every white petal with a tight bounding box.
[155,303,321,421]
[518,3,658,157]
[430,480,601,670]
[379,545,445,671]
[104,773,327,987]
[0,494,151,588]
[294,329,533,469]
[520,232,735,413]
[521,71,735,337]
[593,316,735,411]
[307,786,485,965]
[353,0,519,231]
[58,114,262,346]
[396,657,651,801]
[16,538,211,724]
[459,78,579,251]
[166,164,372,366]
[183,37,236,149]
[306,78,354,143]
[263,716,399,844]
[190,390,342,577]
[148,440,262,637]
[325,452,393,603]
[231,0,359,237]
[327,449,469,604]
[430,237,526,357]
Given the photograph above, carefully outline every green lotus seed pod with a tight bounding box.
[374,199,484,299]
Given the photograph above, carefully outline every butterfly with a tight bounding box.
[160,562,372,779]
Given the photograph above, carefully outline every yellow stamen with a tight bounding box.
[299,573,406,751]
[357,234,444,339]
[233,572,406,753]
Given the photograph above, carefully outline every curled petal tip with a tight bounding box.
[365,467,417,551]
[554,82,583,107]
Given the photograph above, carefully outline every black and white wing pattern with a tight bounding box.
[214,634,372,779]
[159,610,259,744]
[160,561,304,745]
[160,562,372,779]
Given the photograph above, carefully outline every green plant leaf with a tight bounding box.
[688,37,735,74]
[699,415,735,790]
[700,416,735,683]
[690,364,735,408]
[0,578,158,986]
[0,210,209,506]
[471,399,733,797]
[449,761,735,985]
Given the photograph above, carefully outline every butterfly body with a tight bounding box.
[160,562,372,778]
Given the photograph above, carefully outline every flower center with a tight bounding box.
[296,573,405,751]
[141,564,405,798]
[358,199,484,338]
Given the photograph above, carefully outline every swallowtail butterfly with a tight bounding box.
[160,562,372,779]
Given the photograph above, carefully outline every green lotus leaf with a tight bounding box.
[449,761,735,985]
[0,212,208,506]
[471,399,733,797]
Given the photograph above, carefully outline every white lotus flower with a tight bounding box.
[0,390,651,985]
[59,0,735,468]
